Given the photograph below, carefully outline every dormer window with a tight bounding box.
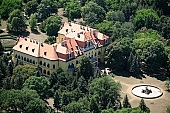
[44,52,47,56]
[32,49,35,52]
[19,45,22,48]
[26,47,28,50]
[105,38,108,44]
[68,52,72,59]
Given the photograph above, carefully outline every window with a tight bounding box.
[95,52,96,56]
[105,38,108,44]
[44,52,47,56]
[39,61,42,65]
[27,58,29,62]
[47,71,50,75]
[33,60,35,64]
[43,70,46,74]
[18,55,20,59]
[53,64,55,69]
[98,51,101,55]
[26,47,28,50]
[68,52,72,59]
[24,57,26,61]
[43,62,46,66]
[15,54,17,58]
[21,56,23,60]
[30,59,32,63]
[47,63,50,68]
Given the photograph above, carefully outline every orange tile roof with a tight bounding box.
[13,37,58,60]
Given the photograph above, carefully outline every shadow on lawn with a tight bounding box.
[113,70,146,80]
[8,30,30,38]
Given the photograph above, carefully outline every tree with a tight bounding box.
[78,56,94,81]
[29,14,37,30]
[94,20,114,37]
[105,38,133,70]
[25,98,50,113]
[23,76,50,99]
[90,98,100,113]
[7,9,26,32]
[0,0,22,19]
[82,1,106,26]
[122,95,131,108]
[13,65,36,79]
[44,36,56,44]
[89,77,121,109]
[139,98,150,113]
[45,15,62,36]
[144,40,168,72]
[91,0,107,10]
[63,101,90,113]
[78,76,88,93]
[0,40,4,55]
[106,11,125,23]
[0,89,40,112]
[101,108,114,113]
[61,93,70,106]
[165,77,170,91]
[53,91,60,112]
[25,0,38,17]
[36,0,57,21]
[64,0,81,21]
[134,9,160,30]
[166,105,170,113]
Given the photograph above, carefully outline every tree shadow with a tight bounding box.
[8,30,30,38]
[31,29,41,35]
[113,70,146,80]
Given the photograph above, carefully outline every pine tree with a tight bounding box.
[90,98,100,113]
[61,93,69,106]
[139,98,150,113]
[53,91,60,113]
[123,94,131,108]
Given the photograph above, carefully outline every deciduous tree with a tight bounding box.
[29,14,37,30]
[25,0,38,17]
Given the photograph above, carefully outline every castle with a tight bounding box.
[13,22,110,75]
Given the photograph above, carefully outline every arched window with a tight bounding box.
[47,63,50,68]
[21,56,23,60]
[47,71,50,75]
[43,70,46,74]
[27,58,29,62]
[30,59,32,63]
[33,60,35,64]
[24,57,26,61]
[15,54,17,58]
[43,62,46,67]
[53,64,55,69]
[39,61,42,65]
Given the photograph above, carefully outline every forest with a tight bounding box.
[0,0,170,113]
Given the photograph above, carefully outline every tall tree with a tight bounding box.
[134,9,160,30]
[64,0,81,21]
[105,38,133,70]
[53,91,60,112]
[90,98,100,113]
[82,1,106,26]
[139,98,150,113]
[36,0,57,21]
[45,15,62,36]
[29,14,37,30]
[23,76,50,99]
[25,0,38,17]
[122,94,131,108]
[78,56,94,81]
[89,77,121,109]
[7,9,26,32]
[0,0,22,19]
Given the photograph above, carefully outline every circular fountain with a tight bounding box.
[131,85,163,99]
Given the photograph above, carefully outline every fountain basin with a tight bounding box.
[131,85,163,99]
